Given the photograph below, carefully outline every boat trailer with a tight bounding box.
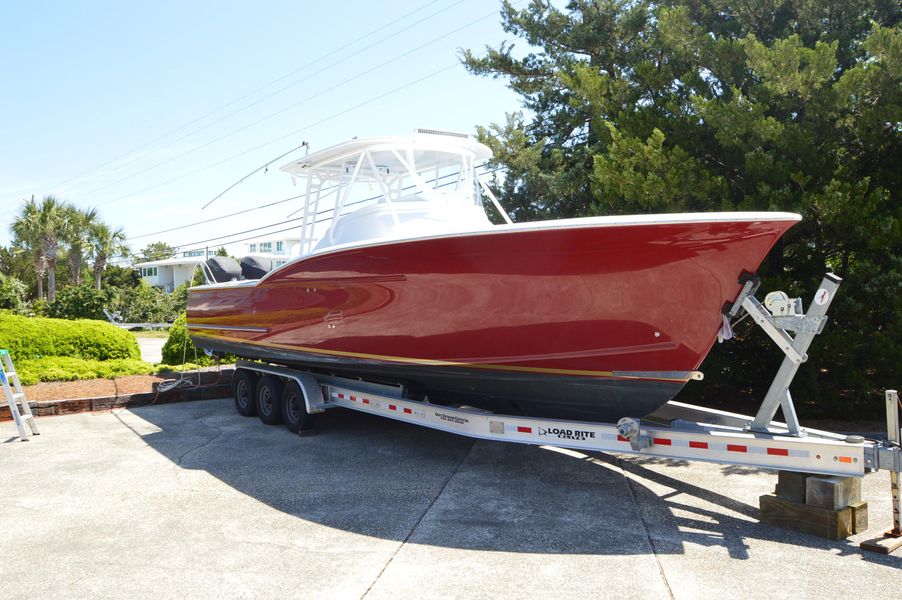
[231,273,902,552]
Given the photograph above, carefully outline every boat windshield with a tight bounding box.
[280,132,499,256]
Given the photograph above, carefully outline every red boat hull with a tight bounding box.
[188,217,797,421]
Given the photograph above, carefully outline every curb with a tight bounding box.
[1,369,234,421]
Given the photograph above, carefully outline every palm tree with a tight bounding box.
[89,222,128,290]
[10,198,46,299]
[34,196,66,301]
[62,205,97,286]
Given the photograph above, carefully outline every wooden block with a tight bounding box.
[759,493,854,540]
[861,533,902,555]
[806,476,861,510]
[848,500,868,534]
[775,471,810,503]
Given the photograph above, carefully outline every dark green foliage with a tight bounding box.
[39,279,185,324]
[138,241,176,262]
[169,282,190,315]
[111,282,185,324]
[465,1,901,418]
[102,265,141,290]
[162,313,216,366]
[0,245,37,298]
[46,284,111,320]
[0,313,140,361]
[0,274,27,312]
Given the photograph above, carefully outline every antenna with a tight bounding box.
[202,142,309,210]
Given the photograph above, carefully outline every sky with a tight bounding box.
[0,0,525,260]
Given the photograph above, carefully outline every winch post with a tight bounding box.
[748,273,841,434]
[861,389,902,554]
[886,390,901,537]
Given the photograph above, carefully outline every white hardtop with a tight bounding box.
[279,130,492,179]
[276,129,503,258]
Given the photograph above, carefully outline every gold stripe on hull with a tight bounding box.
[191,332,694,383]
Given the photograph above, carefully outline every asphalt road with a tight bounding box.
[1,399,899,599]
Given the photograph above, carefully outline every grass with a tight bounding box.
[131,329,171,339]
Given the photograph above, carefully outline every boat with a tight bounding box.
[186,129,801,422]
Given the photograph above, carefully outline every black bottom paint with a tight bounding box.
[195,335,683,423]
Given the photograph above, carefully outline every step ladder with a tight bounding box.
[1,349,39,441]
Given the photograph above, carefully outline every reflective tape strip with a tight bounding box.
[517,426,532,433]
[403,407,412,414]
[389,404,397,411]
[838,456,853,464]
[653,438,672,446]
[727,444,748,453]
[767,448,789,456]
[689,441,708,449]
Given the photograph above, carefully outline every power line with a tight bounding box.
[125,192,306,242]
[92,62,461,209]
[68,3,496,203]
[112,165,503,264]
[0,0,452,203]
[170,166,500,253]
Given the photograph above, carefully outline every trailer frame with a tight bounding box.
[229,272,902,544]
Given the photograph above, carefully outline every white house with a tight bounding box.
[244,236,301,269]
[134,254,205,292]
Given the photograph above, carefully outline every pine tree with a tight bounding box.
[464,1,901,417]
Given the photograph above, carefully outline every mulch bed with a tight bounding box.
[23,375,171,402]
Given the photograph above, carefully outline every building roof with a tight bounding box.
[133,256,206,268]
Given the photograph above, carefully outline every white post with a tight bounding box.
[887,390,901,535]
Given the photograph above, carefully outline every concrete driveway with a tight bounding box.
[1,399,899,599]
[136,336,166,363]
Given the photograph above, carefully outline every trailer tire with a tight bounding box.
[255,375,284,425]
[281,380,317,433]
[232,369,257,417]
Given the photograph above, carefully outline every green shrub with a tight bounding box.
[46,285,111,320]
[108,281,187,324]
[101,265,141,290]
[0,313,140,361]
[0,274,27,312]
[162,313,217,366]
[28,298,48,317]
[16,356,155,386]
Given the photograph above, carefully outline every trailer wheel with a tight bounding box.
[255,375,284,425]
[232,369,257,417]
[281,380,317,433]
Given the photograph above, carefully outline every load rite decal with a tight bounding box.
[538,427,596,441]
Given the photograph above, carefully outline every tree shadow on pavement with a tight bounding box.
[127,398,901,566]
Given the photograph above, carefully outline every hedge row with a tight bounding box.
[15,357,154,386]
[0,313,141,362]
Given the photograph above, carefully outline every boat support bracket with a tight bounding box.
[616,417,651,451]
[724,273,842,437]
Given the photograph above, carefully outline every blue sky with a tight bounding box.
[0,0,524,257]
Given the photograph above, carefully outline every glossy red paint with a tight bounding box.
[188,218,796,379]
